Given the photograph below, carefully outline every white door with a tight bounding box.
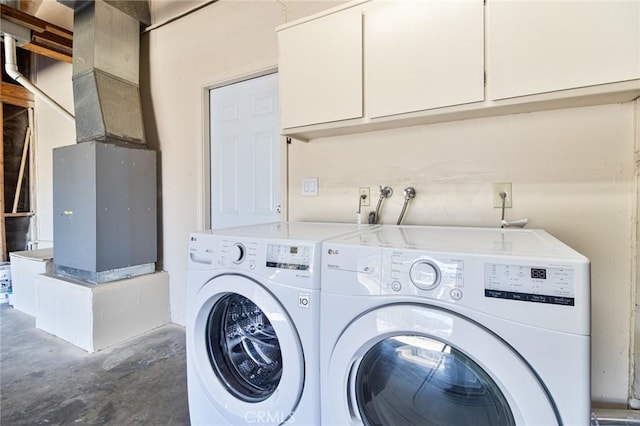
[323,304,559,425]
[210,73,281,230]
[191,274,304,424]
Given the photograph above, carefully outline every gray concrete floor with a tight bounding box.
[0,303,190,425]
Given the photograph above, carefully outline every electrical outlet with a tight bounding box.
[493,183,512,208]
[359,187,370,207]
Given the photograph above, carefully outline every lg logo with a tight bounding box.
[327,248,339,255]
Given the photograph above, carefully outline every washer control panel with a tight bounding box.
[188,233,215,265]
[217,239,259,270]
[266,243,312,271]
[382,250,464,302]
[217,238,314,275]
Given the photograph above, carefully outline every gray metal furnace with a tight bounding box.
[53,142,156,283]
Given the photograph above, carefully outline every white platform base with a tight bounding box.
[35,271,170,353]
[10,248,54,317]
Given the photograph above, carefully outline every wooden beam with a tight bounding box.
[1,82,35,109]
[45,23,73,41]
[5,212,34,218]
[32,31,72,50]
[13,127,31,214]
[1,3,73,63]
[1,3,46,33]
[23,41,72,64]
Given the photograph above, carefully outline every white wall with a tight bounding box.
[288,103,636,406]
[33,57,75,248]
[149,0,209,25]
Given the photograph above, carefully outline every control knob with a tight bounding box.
[231,243,246,264]
[410,260,440,291]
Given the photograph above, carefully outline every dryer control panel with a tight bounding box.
[381,249,464,302]
[484,263,575,306]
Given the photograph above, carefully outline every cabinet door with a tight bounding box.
[488,0,640,100]
[278,8,363,129]
[365,0,484,119]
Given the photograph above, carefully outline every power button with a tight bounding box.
[450,288,463,300]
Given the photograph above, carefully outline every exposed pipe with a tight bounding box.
[3,35,75,123]
[498,191,528,228]
[369,185,393,224]
[396,187,416,225]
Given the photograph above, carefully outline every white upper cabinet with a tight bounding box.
[277,0,640,140]
[278,7,363,129]
[365,0,484,118]
[487,0,640,100]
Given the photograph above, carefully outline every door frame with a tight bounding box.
[199,64,288,231]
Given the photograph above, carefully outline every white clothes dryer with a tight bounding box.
[320,225,590,426]
[186,222,370,426]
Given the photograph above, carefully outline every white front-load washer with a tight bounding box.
[186,222,370,426]
[321,225,590,426]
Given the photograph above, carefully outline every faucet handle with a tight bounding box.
[379,185,393,198]
[403,187,416,200]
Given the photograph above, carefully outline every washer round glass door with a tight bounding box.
[326,304,560,426]
[191,274,304,424]
[207,293,282,402]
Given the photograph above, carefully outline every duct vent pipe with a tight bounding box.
[59,0,149,146]
[3,35,75,122]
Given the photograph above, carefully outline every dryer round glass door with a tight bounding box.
[325,304,560,426]
[355,335,514,425]
[191,274,304,424]
[207,293,282,402]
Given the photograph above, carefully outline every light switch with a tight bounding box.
[301,177,319,197]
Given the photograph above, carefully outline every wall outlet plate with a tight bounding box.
[359,187,370,207]
[301,177,318,197]
[493,182,512,208]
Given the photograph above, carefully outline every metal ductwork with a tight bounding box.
[59,0,149,145]
[53,0,156,284]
